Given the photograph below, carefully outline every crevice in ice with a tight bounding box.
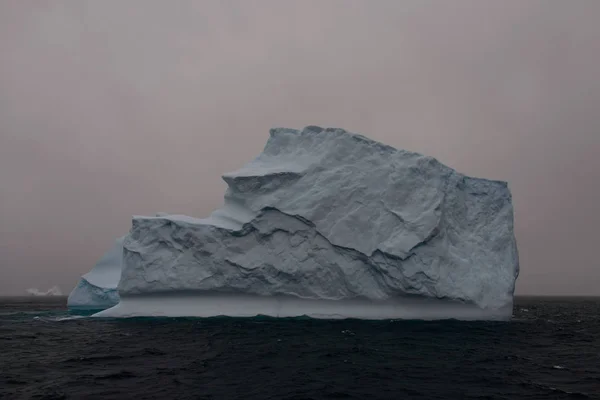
[120,206,462,305]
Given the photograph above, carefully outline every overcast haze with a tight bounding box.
[1,1,599,296]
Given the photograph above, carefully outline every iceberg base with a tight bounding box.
[67,279,119,310]
[93,293,513,321]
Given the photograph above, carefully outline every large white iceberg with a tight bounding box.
[94,127,519,320]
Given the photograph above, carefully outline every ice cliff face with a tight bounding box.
[96,127,519,320]
[67,237,124,309]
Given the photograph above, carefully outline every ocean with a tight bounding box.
[0,296,598,400]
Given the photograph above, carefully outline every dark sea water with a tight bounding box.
[0,297,599,400]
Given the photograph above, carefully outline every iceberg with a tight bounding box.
[94,127,519,320]
[26,286,63,296]
[67,237,124,310]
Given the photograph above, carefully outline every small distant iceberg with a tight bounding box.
[26,286,63,296]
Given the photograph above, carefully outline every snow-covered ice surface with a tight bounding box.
[96,127,519,320]
[67,237,124,309]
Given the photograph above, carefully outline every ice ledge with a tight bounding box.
[93,293,513,321]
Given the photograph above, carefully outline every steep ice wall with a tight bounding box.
[67,236,124,309]
[97,127,519,320]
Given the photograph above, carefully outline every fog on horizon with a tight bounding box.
[1,1,599,296]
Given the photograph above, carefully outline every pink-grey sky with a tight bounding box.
[1,1,599,296]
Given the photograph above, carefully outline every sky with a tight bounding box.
[1,1,599,296]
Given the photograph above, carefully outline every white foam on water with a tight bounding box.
[33,315,88,322]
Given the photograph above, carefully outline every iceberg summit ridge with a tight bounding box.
[77,127,519,320]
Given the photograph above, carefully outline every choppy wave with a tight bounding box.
[1,296,599,399]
